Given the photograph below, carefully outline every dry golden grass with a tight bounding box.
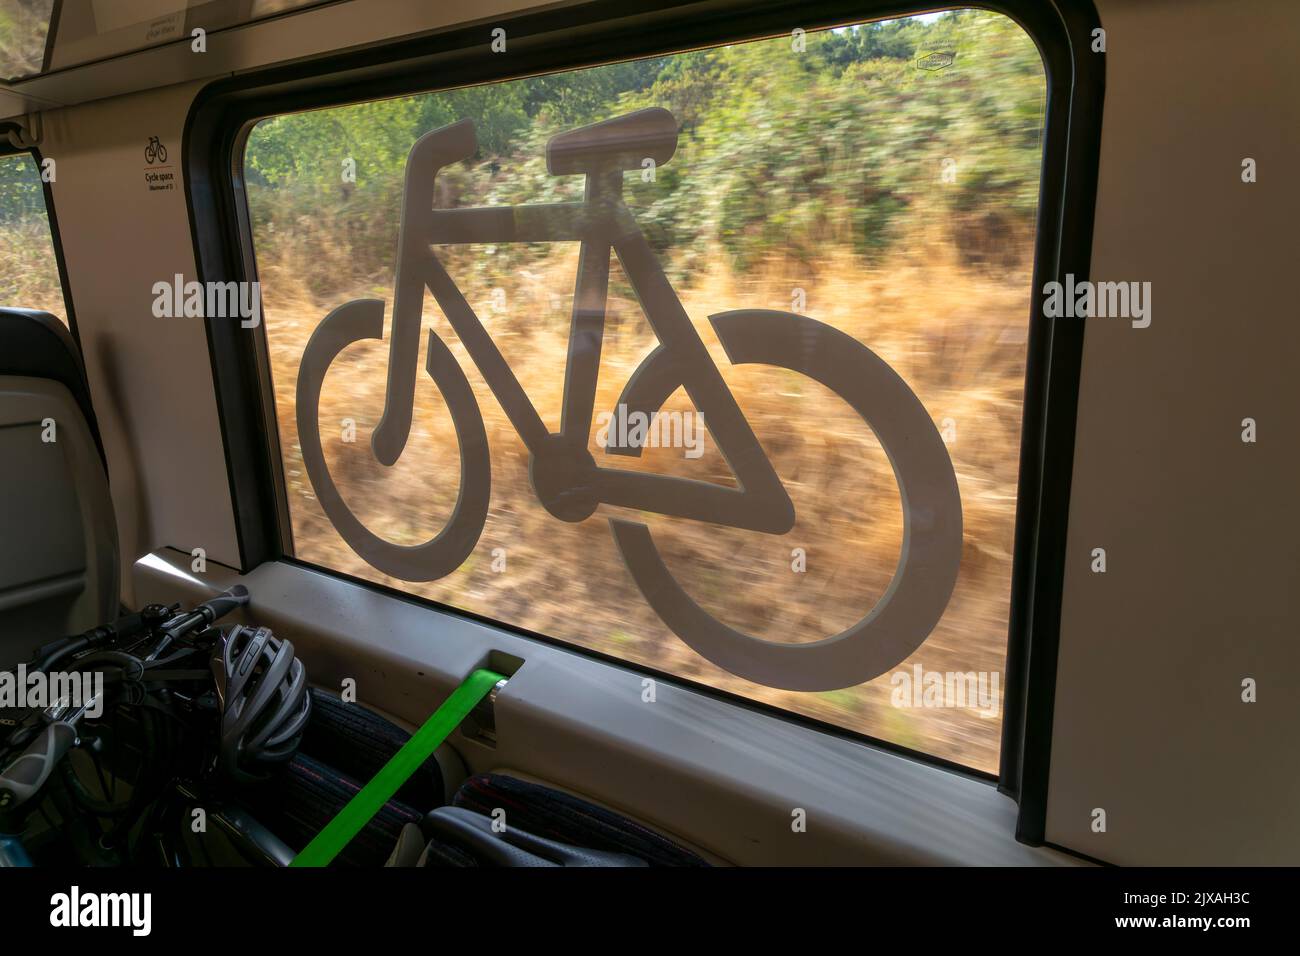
[0,159,1029,772]
[260,216,1031,774]
[0,222,66,320]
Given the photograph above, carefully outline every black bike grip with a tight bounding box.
[0,722,78,813]
[104,609,147,640]
[198,584,250,625]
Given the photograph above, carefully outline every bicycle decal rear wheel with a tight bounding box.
[610,309,963,692]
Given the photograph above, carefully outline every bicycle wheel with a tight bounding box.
[157,144,168,163]
[296,298,491,581]
[609,309,962,692]
[145,143,157,163]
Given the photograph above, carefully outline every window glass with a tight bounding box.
[44,1,331,74]
[243,9,1047,772]
[0,0,53,80]
[0,152,66,323]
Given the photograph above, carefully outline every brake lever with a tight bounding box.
[147,586,250,661]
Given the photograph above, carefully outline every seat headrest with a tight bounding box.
[0,308,106,468]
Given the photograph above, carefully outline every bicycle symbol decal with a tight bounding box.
[145,136,168,164]
[296,108,963,691]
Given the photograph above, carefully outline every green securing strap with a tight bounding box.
[290,668,504,867]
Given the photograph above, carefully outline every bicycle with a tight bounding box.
[296,108,962,692]
[0,588,291,866]
[145,135,168,164]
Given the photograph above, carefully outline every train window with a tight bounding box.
[0,0,52,81]
[241,9,1047,772]
[0,151,66,323]
[39,1,335,75]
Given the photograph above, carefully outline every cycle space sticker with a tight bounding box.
[295,109,963,694]
[143,136,176,194]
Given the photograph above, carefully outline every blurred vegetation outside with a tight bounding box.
[0,9,1047,773]
[245,11,1047,773]
[0,0,52,81]
[0,153,65,323]
[246,12,1045,295]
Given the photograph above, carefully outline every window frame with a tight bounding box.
[185,0,1105,844]
[0,139,81,349]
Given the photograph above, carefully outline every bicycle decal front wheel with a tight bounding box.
[610,309,963,692]
[296,298,491,581]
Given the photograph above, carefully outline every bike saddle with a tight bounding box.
[546,107,678,175]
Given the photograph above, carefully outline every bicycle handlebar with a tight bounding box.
[28,587,247,674]
[161,583,246,634]
[32,609,149,674]
[1,585,252,814]
[0,722,78,814]
[196,584,250,625]
[148,584,249,661]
